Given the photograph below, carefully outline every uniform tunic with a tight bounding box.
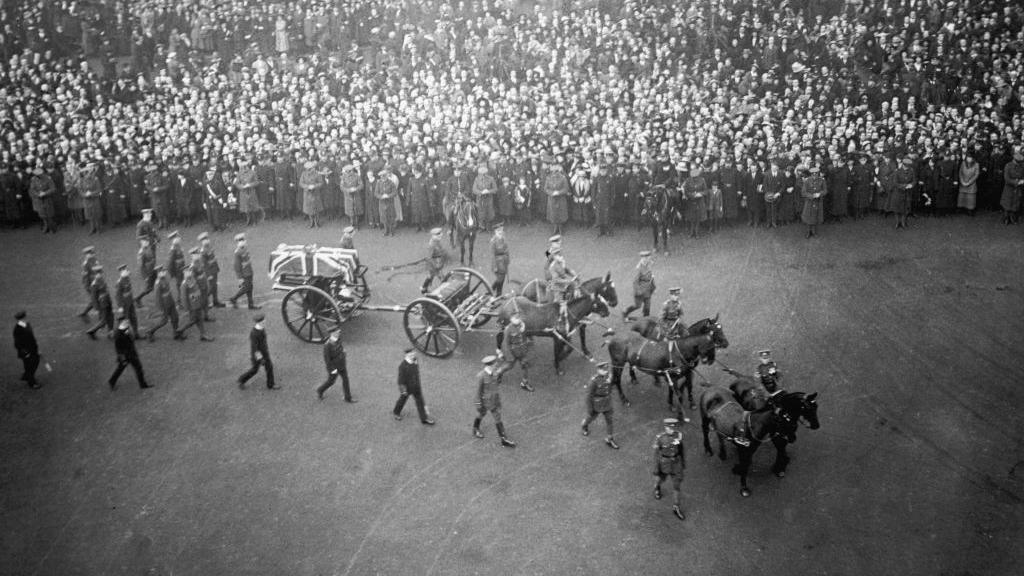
[340,170,364,217]
[889,164,915,215]
[757,360,781,392]
[683,175,708,223]
[29,173,57,219]
[476,368,502,414]
[633,261,655,300]
[426,236,449,277]
[80,171,103,223]
[490,235,509,277]
[653,430,685,477]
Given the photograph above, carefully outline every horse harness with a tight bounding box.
[708,400,776,448]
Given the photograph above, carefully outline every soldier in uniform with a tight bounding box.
[229,233,260,309]
[891,157,916,229]
[593,163,614,236]
[489,222,510,294]
[393,348,436,424]
[166,231,187,306]
[114,264,139,335]
[199,232,226,309]
[144,162,171,228]
[136,208,159,248]
[660,287,684,339]
[80,161,103,234]
[178,266,214,342]
[315,327,355,402]
[581,362,620,449]
[79,246,99,318]
[29,163,57,234]
[544,234,561,262]
[497,311,533,391]
[421,227,450,293]
[652,418,686,520]
[546,247,577,328]
[801,165,827,238]
[339,226,356,249]
[238,312,277,389]
[755,349,782,393]
[187,247,212,321]
[473,355,516,447]
[135,237,157,307]
[145,266,182,341]
[86,265,115,339]
[109,316,151,390]
[622,250,655,321]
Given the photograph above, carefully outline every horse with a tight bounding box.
[496,273,617,375]
[700,387,819,496]
[729,377,821,479]
[519,273,618,357]
[641,185,672,254]
[605,318,728,415]
[447,196,478,266]
[631,316,717,342]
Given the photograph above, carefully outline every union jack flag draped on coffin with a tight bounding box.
[268,244,358,288]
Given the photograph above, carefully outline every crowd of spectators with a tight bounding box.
[1,0,1022,235]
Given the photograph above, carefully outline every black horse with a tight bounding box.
[496,273,617,375]
[700,386,820,496]
[729,377,821,479]
[640,185,673,254]
[447,196,478,266]
[630,316,716,342]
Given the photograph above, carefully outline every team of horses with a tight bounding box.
[481,252,821,498]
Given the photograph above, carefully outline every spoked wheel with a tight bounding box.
[404,297,461,358]
[281,285,343,343]
[447,267,495,328]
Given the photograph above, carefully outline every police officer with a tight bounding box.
[166,231,186,306]
[199,232,225,308]
[489,222,510,294]
[86,265,115,339]
[652,418,686,520]
[238,312,277,389]
[473,355,516,447]
[135,237,157,307]
[109,316,151,390]
[581,362,620,449]
[755,349,782,393]
[393,348,436,425]
[114,264,139,335]
[660,287,684,339]
[78,246,99,318]
[145,265,181,341]
[316,327,355,402]
[229,233,260,309]
[421,227,449,293]
[622,250,655,321]
[497,311,533,391]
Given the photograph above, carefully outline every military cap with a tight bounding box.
[602,328,616,337]
[430,227,444,235]
[548,246,562,255]
[482,355,498,365]
[117,264,128,272]
[342,226,355,234]
[757,349,772,358]
[197,231,210,241]
[82,245,95,254]
[253,312,266,322]
[492,221,505,230]
[154,264,166,272]
[92,265,104,272]
[188,247,201,255]
[234,233,246,241]
[167,230,180,239]
[669,287,681,294]
[663,418,680,427]
[141,208,154,215]
[548,234,562,243]
[596,361,610,372]
[639,250,652,257]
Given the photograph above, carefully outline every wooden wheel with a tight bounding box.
[447,267,495,328]
[281,285,343,344]
[404,297,461,358]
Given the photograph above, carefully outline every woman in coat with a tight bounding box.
[234,160,261,226]
[935,150,958,215]
[407,164,432,231]
[890,157,916,229]
[958,154,979,215]
[544,160,569,235]
[473,164,497,231]
[339,163,364,228]
[800,166,827,238]
[299,160,324,227]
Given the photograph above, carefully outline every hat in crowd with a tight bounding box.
[168,230,180,240]
[343,226,355,234]
[669,287,681,295]
[1014,149,1024,162]
[234,233,246,241]
[304,160,316,169]
[493,221,505,231]
[198,232,209,241]
[757,349,772,358]
[117,264,128,272]
[482,355,497,365]
[253,312,266,322]
[141,208,153,215]
[662,418,680,427]
[639,250,652,257]
[14,310,26,320]
[82,245,95,254]
[808,166,819,173]
[596,361,610,373]
[430,227,444,235]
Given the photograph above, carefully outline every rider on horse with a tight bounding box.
[546,246,578,331]
[421,227,450,293]
[755,349,782,393]
[660,287,687,340]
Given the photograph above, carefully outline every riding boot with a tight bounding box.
[496,423,516,447]
[421,277,432,294]
[472,418,484,438]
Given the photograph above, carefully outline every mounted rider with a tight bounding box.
[421,227,450,293]
[755,349,782,393]
[546,246,578,331]
[660,287,686,340]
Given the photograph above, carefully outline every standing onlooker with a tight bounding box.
[108,317,151,390]
[622,250,655,321]
[316,328,355,402]
[958,154,980,216]
[473,355,515,447]
[801,166,827,238]
[1000,149,1024,225]
[393,348,436,425]
[581,362,619,449]
[13,311,41,389]
[238,312,277,389]
[29,163,57,234]
[652,418,686,520]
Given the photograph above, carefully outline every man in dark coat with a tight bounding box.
[273,152,295,219]
[393,348,436,424]
[473,355,515,447]
[229,233,260,309]
[29,164,58,233]
[144,163,171,228]
[315,327,355,402]
[593,163,614,236]
[801,166,827,238]
[108,316,151,390]
[238,312,277,389]
[581,362,619,449]
[851,154,874,219]
[202,166,227,231]
[762,162,785,228]
[13,310,41,389]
